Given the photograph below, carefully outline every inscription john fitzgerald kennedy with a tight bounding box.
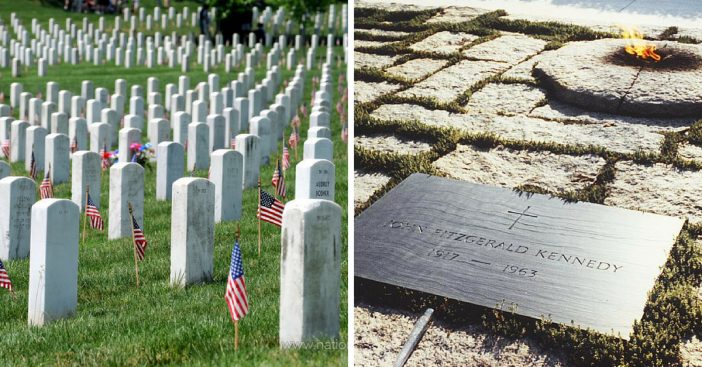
[386,219,623,274]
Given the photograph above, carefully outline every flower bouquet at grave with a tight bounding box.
[128,143,155,171]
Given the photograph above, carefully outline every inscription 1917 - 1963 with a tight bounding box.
[355,174,685,339]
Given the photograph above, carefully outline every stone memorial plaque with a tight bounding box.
[355,174,685,339]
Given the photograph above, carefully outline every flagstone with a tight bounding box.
[432,144,605,194]
[397,60,508,103]
[354,81,402,104]
[409,31,478,55]
[605,161,702,225]
[355,51,400,69]
[355,134,433,156]
[354,170,392,210]
[385,58,448,81]
[463,34,547,65]
[465,83,547,115]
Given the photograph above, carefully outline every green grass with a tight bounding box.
[0,1,348,366]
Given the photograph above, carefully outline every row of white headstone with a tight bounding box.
[1,4,348,76]
[0,50,343,346]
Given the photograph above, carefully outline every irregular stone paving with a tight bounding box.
[356,4,702,364]
[502,50,557,82]
[605,162,702,224]
[427,6,489,24]
[432,144,605,193]
[355,81,403,104]
[372,103,672,154]
[355,51,401,69]
[355,170,392,209]
[397,60,508,103]
[465,83,546,115]
[355,134,433,155]
[385,58,448,81]
[408,31,479,55]
[464,34,547,64]
[355,305,566,367]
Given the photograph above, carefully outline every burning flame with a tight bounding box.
[620,26,661,62]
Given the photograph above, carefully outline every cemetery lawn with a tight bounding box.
[0,1,348,366]
[354,5,702,367]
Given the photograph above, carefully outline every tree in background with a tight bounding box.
[207,0,340,38]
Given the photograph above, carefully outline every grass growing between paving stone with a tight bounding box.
[356,6,702,366]
[0,2,348,366]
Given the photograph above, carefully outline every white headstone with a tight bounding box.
[187,122,210,171]
[45,133,70,184]
[295,159,335,201]
[71,151,100,212]
[303,137,333,161]
[149,118,170,147]
[235,134,260,189]
[170,177,214,287]
[207,114,226,152]
[210,149,243,222]
[69,117,88,152]
[28,199,79,326]
[0,177,35,260]
[172,111,190,145]
[279,199,342,345]
[25,126,47,174]
[118,128,141,163]
[156,141,184,201]
[108,162,144,240]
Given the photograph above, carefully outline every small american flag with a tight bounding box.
[225,240,249,322]
[85,193,104,230]
[288,128,299,149]
[29,151,37,179]
[258,190,285,227]
[131,212,148,261]
[342,124,348,144]
[0,259,12,292]
[282,142,290,170]
[230,135,236,149]
[272,160,286,198]
[70,136,78,154]
[40,167,53,199]
[1,139,9,159]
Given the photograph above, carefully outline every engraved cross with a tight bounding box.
[507,206,537,230]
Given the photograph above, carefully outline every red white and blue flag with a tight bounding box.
[131,212,148,261]
[272,160,286,198]
[0,259,12,292]
[257,190,285,227]
[225,240,249,322]
[39,167,53,199]
[2,139,10,159]
[282,141,291,170]
[85,193,104,230]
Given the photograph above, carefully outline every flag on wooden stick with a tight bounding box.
[225,239,249,322]
[257,190,285,227]
[1,139,9,159]
[271,159,286,199]
[130,209,148,261]
[0,259,12,292]
[85,193,104,230]
[39,166,53,199]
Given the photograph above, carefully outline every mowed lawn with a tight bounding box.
[0,1,349,366]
